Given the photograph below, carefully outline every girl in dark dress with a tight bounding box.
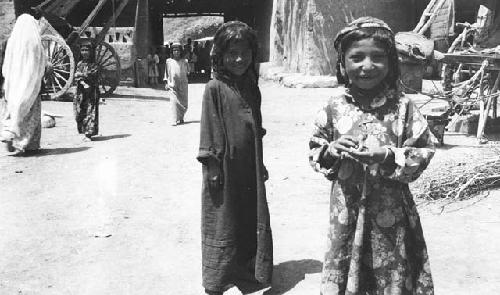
[197,21,273,295]
[74,40,99,141]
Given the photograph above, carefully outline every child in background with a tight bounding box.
[197,21,272,295]
[74,39,99,141]
[309,17,435,294]
[164,43,188,126]
[147,48,159,87]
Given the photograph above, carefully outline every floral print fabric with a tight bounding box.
[74,61,99,137]
[309,87,436,295]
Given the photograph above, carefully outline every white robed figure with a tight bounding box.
[1,14,46,152]
[164,43,189,126]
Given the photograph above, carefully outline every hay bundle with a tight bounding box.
[413,147,500,200]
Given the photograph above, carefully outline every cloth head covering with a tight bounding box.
[334,17,393,51]
[334,16,400,91]
[2,14,46,137]
[171,42,182,49]
[80,38,94,48]
[79,38,96,62]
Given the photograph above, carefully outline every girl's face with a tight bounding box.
[172,48,181,59]
[223,39,252,76]
[344,38,389,90]
[80,47,91,60]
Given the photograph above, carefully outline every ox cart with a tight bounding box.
[33,0,130,99]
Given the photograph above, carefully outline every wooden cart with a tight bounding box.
[441,52,500,141]
[33,0,130,99]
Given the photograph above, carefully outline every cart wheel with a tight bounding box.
[80,38,121,96]
[41,34,75,100]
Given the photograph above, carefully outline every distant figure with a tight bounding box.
[0,39,6,99]
[158,46,168,85]
[197,21,272,295]
[74,39,100,141]
[164,43,188,126]
[147,48,159,87]
[0,14,46,153]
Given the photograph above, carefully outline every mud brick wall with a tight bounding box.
[269,0,498,76]
[0,0,15,42]
[270,0,415,76]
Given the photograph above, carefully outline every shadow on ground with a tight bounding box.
[177,120,200,125]
[263,259,323,295]
[92,134,131,141]
[108,93,171,101]
[14,147,91,157]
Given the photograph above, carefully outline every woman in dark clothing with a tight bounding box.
[74,39,99,141]
[197,21,273,295]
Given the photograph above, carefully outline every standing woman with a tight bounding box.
[0,14,46,153]
[74,39,99,141]
[164,43,188,126]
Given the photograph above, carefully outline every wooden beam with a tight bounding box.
[442,53,500,70]
[77,0,109,35]
[94,0,131,45]
[39,0,81,18]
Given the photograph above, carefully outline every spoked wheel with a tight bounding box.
[80,38,121,96]
[41,34,75,100]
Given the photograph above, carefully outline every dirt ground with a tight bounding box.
[1,81,499,295]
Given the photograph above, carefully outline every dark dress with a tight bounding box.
[197,75,273,292]
[74,61,99,137]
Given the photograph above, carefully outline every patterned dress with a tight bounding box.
[309,87,435,295]
[74,61,99,137]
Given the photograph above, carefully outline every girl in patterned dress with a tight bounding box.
[74,40,99,141]
[309,17,436,295]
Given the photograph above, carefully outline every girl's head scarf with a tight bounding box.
[2,14,46,136]
[334,17,400,90]
[79,38,96,62]
[210,21,259,85]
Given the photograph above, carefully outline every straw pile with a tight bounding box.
[412,147,500,201]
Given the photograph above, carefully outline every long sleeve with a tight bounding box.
[197,82,225,164]
[309,103,340,180]
[380,99,436,183]
[163,60,169,82]
[255,87,266,138]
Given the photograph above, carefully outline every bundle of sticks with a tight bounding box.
[413,148,500,200]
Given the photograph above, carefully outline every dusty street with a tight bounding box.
[1,81,499,295]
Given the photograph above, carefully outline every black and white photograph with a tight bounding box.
[0,0,499,294]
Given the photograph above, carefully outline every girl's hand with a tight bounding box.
[348,146,391,165]
[327,135,359,158]
[206,158,223,191]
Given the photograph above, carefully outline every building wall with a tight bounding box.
[269,0,498,76]
[0,0,16,43]
[81,26,136,70]
[270,0,416,75]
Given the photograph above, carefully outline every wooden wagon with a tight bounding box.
[33,0,130,99]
